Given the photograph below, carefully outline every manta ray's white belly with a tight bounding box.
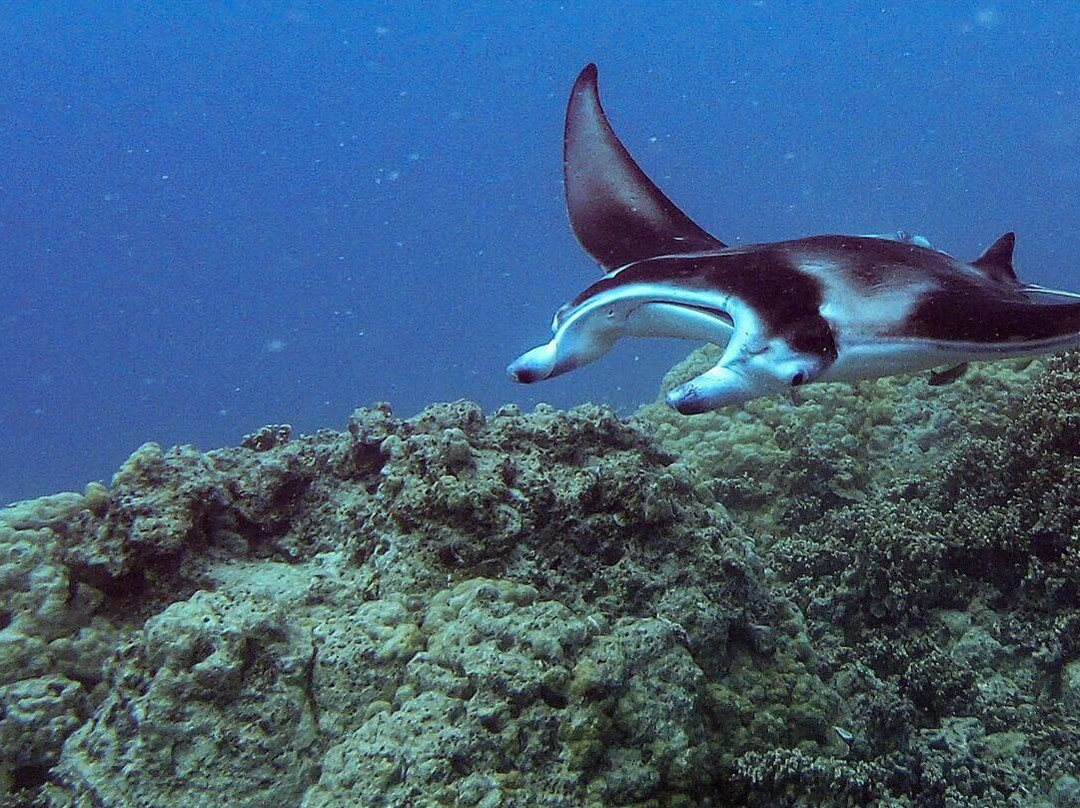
[821,339,969,383]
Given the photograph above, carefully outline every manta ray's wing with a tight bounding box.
[563,64,727,272]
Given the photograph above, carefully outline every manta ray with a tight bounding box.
[508,63,1080,414]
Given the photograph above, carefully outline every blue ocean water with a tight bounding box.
[3,2,1080,503]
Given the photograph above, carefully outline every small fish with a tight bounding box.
[508,64,1080,414]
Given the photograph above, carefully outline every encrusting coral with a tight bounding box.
[711,352,1080,805]
[639,344,1045,539]
[3,350,1080,807]
[1,399,805,807]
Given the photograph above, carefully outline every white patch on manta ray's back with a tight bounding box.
[795,257,948,382]
[798,259,934,340]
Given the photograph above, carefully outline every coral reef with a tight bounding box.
[4,351,1080,806]
[0,401,785,807]
[638,345,1045,538]
[717,352,1080,805]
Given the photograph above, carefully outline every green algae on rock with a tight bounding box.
[55,590,320,808]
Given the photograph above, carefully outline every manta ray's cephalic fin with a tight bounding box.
[971,232,1018,286]
[563,64,727,272]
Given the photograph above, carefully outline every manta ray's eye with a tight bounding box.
[791,371,806,387]
[606,308,616,319]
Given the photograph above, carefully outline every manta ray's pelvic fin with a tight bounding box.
[928,362,970,386]
[971,232,1018,286]
[563,64,726,272]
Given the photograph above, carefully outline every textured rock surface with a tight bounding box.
[640,345,1045,537]
[3,351,1080,806]
[680,352,1080,805]
[1,401,776,806]
[52,590,320,808]
[0,497,116,792]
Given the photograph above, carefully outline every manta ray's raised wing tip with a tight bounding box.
[563,62,726,271]
[569,64,599,101]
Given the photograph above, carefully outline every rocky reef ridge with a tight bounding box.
[2,355,1080,807]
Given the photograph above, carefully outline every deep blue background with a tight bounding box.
[4,2,1080,502]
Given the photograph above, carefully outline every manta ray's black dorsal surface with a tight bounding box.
[563,63,727,270]
[508,63,1080,414]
